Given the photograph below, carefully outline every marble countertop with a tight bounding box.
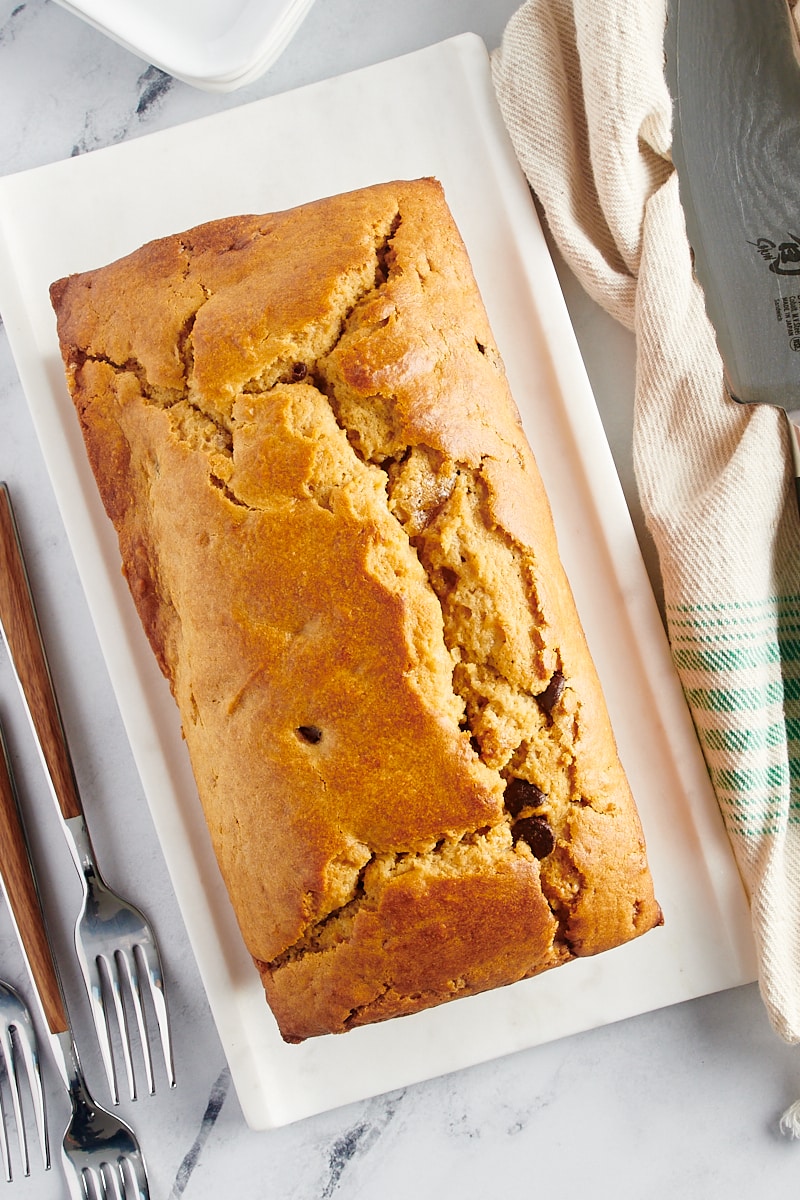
[0,1,798,1196]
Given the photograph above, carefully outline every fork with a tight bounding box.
[0,978,49,1182]
[0,483,175,1105]
[0,721,150,1198]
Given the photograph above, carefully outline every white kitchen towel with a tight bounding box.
[492,0,800,1130]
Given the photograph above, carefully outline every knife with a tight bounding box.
[665,0,800,507]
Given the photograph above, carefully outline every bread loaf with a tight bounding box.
[50,178,661,1042]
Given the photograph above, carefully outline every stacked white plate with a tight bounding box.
[52,0,317,91]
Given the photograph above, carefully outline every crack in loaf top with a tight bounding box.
[51,182,583,701]
[52,181,539,516]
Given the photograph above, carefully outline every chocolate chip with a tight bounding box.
[290,362,308,381]
[504,777,546,818]
[537,670,565,717]
[297,725,322,744]
[512,815,555,858]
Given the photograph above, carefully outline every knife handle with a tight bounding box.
[0,484,82,822]
[0,725,69,1036]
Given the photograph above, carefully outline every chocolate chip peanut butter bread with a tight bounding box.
[50,178,662,1042]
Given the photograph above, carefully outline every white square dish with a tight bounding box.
[0,35,756,1130]
[52,0,317,91]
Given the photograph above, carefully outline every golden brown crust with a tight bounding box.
[50,178,661,1042]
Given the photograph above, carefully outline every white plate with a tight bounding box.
[0,35,756,1130]
[51,0,317,91]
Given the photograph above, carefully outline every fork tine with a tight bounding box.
[10,1014,49,1172]
[81,953,120,1107]
[115,951,154,1099]
[81,1164,102,1200]
[120,1153,150,1200]
[96,954,137,1104]
[0,1021,28,1179]
[133,942,174,1092]
[100,1160,125,1200]
[0,1061,12,1182]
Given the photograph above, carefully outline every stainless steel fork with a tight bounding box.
[0,483,175,1105]
[0,723,150,1198]
[0,978,49,1181]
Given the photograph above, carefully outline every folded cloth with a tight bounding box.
[492,0,800,1124]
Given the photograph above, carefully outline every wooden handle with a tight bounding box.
[0,484,82,821]
[0,729,68,1036]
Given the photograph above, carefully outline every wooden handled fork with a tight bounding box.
[0,483,174,1105]
[0,722,150,1197]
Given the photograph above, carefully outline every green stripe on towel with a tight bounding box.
[665,597,800,838]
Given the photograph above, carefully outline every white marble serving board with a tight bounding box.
[0,34,756,1131]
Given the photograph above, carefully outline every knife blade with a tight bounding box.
[665,0,800,504]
